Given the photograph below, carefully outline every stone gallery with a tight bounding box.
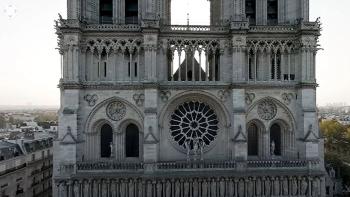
[54,0,325,196]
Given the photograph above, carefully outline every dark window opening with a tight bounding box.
[248,124,258,156]
[134,62,138,77]
[270,124,282,156]
[248,50,254,80]
[267,0,278,25]
[187,70,193,81]
[128,62,131,77]
[97,62,100,77]
[100,0,113,24]
[104,62,107,77]
[100,124,113,158]
[125,124,139,157]
[125,0,138,24]
[246,0,256,25]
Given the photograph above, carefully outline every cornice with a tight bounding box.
[58,81,317,91]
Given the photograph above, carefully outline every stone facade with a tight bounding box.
[54,0,325,196]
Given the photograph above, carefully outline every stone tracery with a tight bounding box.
[169,101,219,151]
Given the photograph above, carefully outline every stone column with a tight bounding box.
[231,35,247,82]
[231,89,247,160]
[143,88,159,172]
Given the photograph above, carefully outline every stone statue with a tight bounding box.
[330,167,336,178]
[175,180,180,197]
[270,140,276,156]
[256,179,262,196]
[301,178,308,195]
[292,178,298,195]
[193,138,199,161]
[185,140,191,161]
[265,179,271,196]
[109,142,114,158]
[199,140,204,161]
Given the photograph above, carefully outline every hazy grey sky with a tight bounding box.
[0,0,349,107]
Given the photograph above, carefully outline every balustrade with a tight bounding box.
[70,159,319,172]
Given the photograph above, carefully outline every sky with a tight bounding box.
[0,0,349,107]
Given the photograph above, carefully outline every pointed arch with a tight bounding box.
[100,123,113,158]
[125,123,140,157]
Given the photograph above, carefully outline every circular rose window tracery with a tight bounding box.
[170,101,219,151]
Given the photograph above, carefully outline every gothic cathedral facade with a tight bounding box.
[54,0,325,196]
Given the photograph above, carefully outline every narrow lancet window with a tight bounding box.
[125,0,138,24]
[248,124,259,156]
[270,124,282,156]
[267,0,278,25]
[100,0,113,24]
[100,124,113,158]
[125,124,139,157]
[246,0,256,25]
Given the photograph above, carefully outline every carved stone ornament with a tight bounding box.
[106,101,126,121]
[160,91,171,102]
[245,93,256,105]
[257,100,277,120]
[217,90,229,102]
[133,93,145,107]
[281,93,294,105]
[84,94,98,107]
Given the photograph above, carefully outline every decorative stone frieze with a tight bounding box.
[133,93,145,107]
[84,94,98,106]
[245,93,255,105]
[281,93,294,105]
[160,90,171,102]
[217,90,229,102]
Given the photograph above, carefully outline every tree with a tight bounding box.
[320,120,350,151]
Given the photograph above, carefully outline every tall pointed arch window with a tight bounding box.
[248,123,259,156]
[100,124,113,158]
[125,0,138,24]
[270,123,282,156]
[267,0,278,25]
[246,0,256,25]
[100,0,113,24]
[125,124,139,157]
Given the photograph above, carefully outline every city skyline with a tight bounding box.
[0,0,349,107]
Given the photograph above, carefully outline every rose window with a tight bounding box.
[169,101,219,150]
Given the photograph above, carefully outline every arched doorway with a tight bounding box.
[248,123,259,156]
[270,123,282,156]
[100,124,113,158]
[125,124,139,157]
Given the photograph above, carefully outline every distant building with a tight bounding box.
[0,136,53,197]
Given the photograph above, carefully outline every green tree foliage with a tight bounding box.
[321,120,350,187]
[320,120,350,152]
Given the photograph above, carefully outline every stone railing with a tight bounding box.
[157,160,236,170]
[84,24,141,31]
[66,159,320,173]
[247,159,320,169]
[249,25,297,33]
[161,25,228,33]
[76,161,144,171]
